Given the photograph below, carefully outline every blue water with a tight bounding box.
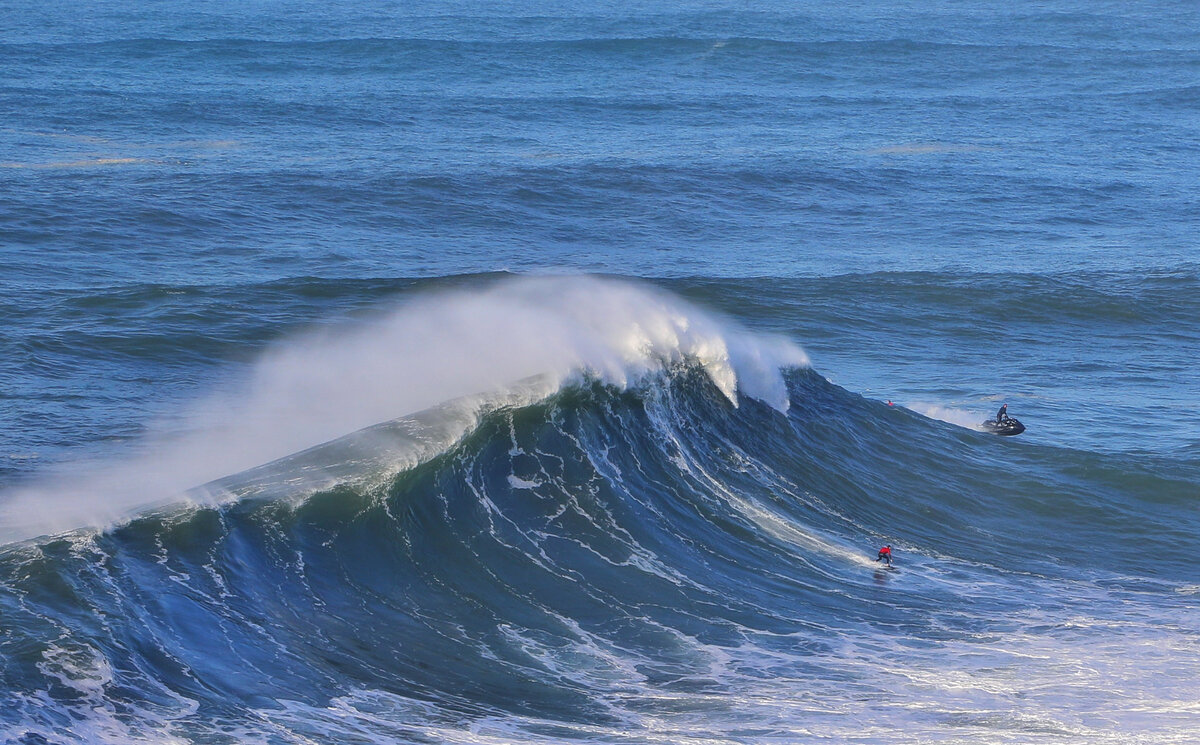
[2,1,1199,743]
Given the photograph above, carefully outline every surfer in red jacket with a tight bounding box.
[875,545,893,567]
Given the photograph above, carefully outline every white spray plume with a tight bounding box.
[908,403,988,430]
[0,275,809,543]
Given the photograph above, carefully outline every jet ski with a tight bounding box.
[981,417,1024,436]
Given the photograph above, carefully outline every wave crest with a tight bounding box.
[0,275,808,543]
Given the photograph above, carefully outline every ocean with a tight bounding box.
[2,1,1199,743]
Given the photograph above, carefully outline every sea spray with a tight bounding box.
[0,275,808,542]
[909,402,995,431]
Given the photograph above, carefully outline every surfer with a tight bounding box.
[875,545,893,567]
[995,403,1010,423]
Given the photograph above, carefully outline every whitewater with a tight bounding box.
[0,276,807,541]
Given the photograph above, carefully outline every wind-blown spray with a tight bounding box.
[0,275,809,542]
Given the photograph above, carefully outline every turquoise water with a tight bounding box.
[2,2,1198,743]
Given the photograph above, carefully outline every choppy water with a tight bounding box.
[2,1,1198,743]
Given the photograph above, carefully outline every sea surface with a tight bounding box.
[2,1,1199,743]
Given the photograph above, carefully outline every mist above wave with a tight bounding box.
[0,275,808,543]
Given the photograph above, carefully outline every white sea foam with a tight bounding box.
[234,591,1200,745]
[0,275,808,543]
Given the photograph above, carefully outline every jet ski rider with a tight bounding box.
[996,404,1010,423]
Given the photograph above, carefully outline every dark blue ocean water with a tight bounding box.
[2,1,1199,743]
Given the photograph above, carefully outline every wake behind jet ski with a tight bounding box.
[982,403,1025,436]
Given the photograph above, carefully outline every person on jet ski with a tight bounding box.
[996,404,1010,423]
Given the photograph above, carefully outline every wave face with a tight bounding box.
[2,360,1197,743]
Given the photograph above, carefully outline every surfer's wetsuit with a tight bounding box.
[876,546,892,566]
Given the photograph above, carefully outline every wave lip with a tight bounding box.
[0,275,809,544]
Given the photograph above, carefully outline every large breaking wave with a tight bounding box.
[0,276,807,543]
[1,278,1197,744]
